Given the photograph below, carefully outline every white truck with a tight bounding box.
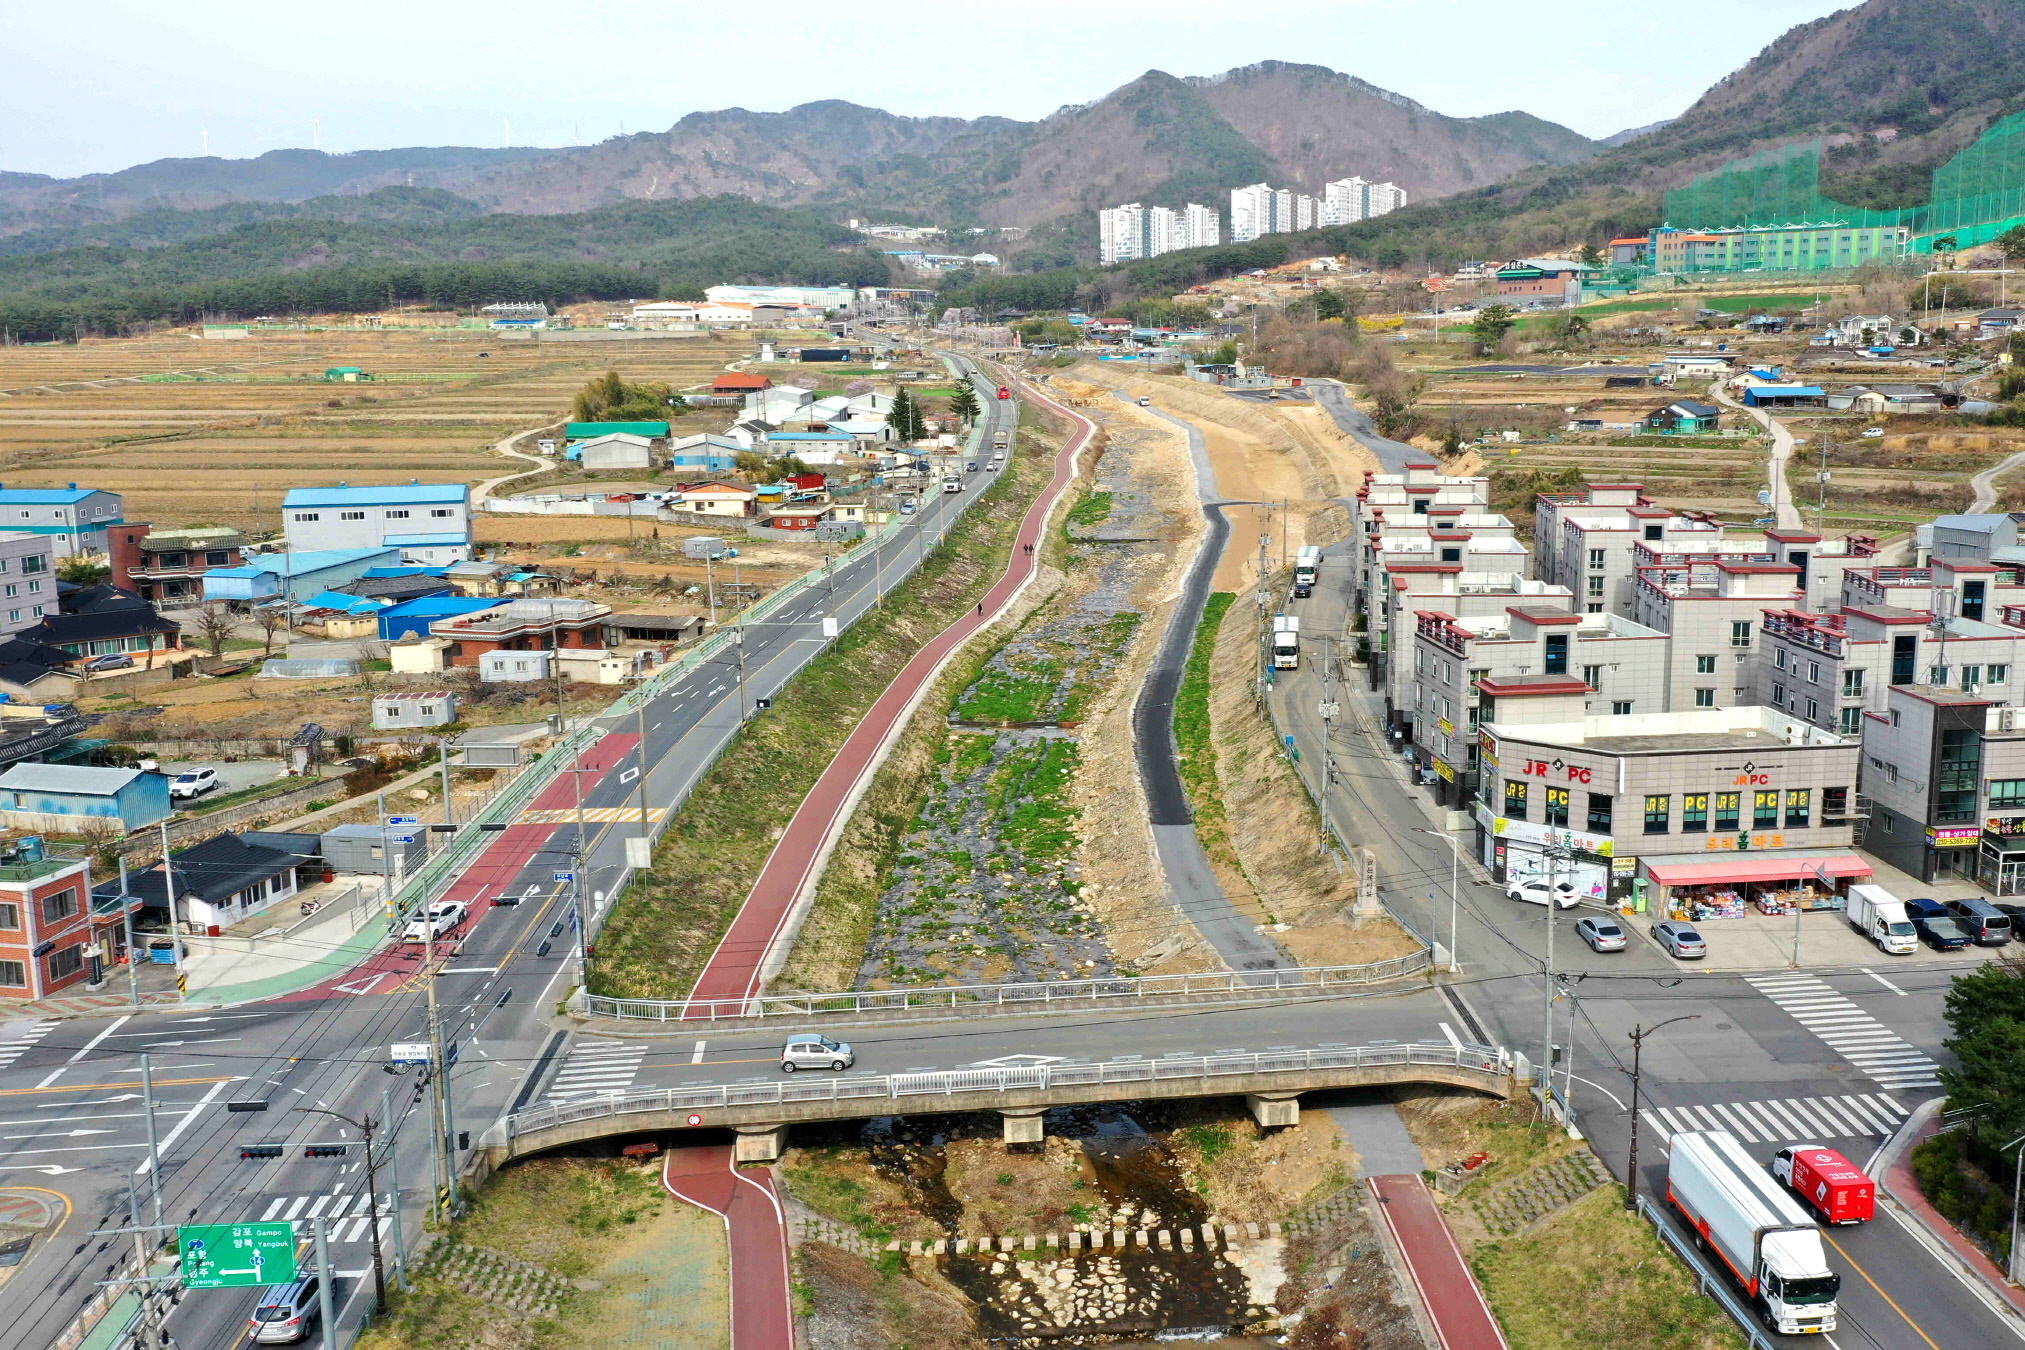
[1294,545,1321,598]
[1845,882,1918,955]
[1667,1130,1840,1335]
[1271,615,1300,670]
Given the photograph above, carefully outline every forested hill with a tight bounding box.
[0,191,891,341]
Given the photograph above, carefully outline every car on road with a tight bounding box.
[250,1277,322,1343]
[782,1033,854,1072]
[402,900,468,944]
[168,767,219,799]
[1574,917,1627,952]
[1506,877,1580,908]
[965,461,978,473]
[84,653,135,672]
[1905,897,1971,951]
[1652,921,1707,959]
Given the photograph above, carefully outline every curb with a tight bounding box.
[1876,1097,2025,1332]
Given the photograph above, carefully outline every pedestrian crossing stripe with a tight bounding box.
[257,1193,393,1244]
[0,1020,56,1069]
[1642,1093,1910,1147]
[515,807,667,825]
[1744,973,1942,1089]
[546,1040,650,1101]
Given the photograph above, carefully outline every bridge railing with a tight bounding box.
[578,948,1432,1023]
[505,1040,1504,1139]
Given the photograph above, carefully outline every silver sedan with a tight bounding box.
[1574,917,1627,952]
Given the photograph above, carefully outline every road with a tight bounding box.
[1307,380,1421,473]
[1708,378,1804,529]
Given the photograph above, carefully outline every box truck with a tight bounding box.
[1668,1130,1840,1335]
[1845,883,1917,955]
[1294,545,1321,598]
[1770,1146,1875,1226]
[1271,615,1300,670]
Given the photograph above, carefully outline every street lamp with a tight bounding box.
[293,1106,390,1315]
[2004,1132,2025,1285]
[1414,829,1464,975]
[1624,1015,1702,1211]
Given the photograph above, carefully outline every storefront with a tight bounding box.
[1474,806,1614,902]
[1639,853,1873,922]
[1977,816,2025,895]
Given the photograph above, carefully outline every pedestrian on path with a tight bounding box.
[976,601,984,616]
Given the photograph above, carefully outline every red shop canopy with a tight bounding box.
[1643,854,1873,887]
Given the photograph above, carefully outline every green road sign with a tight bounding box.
[179,1222,297,1288]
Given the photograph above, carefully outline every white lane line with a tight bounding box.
[1860,968,1909,995]
[42,1014,131,1085]
[134,1078,232,1176]
[691,1040,708,1064]
[1437,1022,1462,1050]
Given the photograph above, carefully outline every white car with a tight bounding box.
[1506,878,1581,909]
[168,767,219,799]
[402,901,467,944]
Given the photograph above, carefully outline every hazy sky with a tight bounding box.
[5,0,1854,179]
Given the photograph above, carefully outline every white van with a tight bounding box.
[781,1034,854,1072]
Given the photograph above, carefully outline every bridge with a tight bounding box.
[481,1041,1515,1171]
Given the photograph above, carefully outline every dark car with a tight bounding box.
[1905,897,1971,951]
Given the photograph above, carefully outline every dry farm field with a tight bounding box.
[0,328,759,532]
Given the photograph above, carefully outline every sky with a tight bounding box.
[3,0,1857,180]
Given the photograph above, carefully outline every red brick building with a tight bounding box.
[428,598,612,667]
[0,854,136,1000]
[108,525,246,608]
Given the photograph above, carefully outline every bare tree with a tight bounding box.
[255,606,287,656]
[192,603,237,657]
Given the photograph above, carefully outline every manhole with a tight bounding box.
[1715,1023,1733,1030]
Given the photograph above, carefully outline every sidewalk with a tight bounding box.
[1879,1099,2025,1324]
[1367,1174,1509,1349]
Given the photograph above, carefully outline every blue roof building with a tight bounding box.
[0,483,123,558]
[0,763,171,832]
[378,596,501,641]
[282,481,473,565]
[202,548,402,603]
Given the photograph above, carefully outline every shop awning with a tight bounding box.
[1642,854,1872,886]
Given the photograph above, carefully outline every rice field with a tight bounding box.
[0,328,758,533]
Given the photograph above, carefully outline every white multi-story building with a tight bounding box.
[1098,202,1219,262]
[1230,184,1274,243]
[281,483,473,565]
[1179,203,1221,250]
[1322,177,1408,224]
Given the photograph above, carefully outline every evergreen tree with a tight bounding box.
[886,388,920,440]
[949,385,981,423]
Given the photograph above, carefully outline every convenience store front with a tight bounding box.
[1640,853,1873,922]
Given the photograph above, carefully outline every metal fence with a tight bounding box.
[1634,1194,1778,1350]
[506,1041,1505,1139]
[580,949,1432,1023]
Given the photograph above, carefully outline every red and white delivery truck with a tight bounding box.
[1770,1145,1876,1225]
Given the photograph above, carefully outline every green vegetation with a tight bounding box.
[884,387,929,441]
[1911,951,2025,1264]
[1174,592,1238,863]
[572,370,680,423]
[994,739,1081,860]
[954,663,1062,724]
[1182,1124,1235,1163]
[1066,490,1114,530]
[783,1151,895,1245]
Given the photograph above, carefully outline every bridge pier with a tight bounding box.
[1001,1108,1046,1147]
[734,1123,788,1163]
[1245,1093,1301,1129]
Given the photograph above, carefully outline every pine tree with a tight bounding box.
[887,388,919,440]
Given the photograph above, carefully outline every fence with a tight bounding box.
[580,950,1431,1023]
[1634,1194,1779,1350]
[505,1042,1507,1140]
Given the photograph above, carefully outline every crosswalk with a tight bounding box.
[256,1193,393,1244]
[0,1019,56,1070]
[546,1040,650,1100]
[1641,1093,1910,1148]
[1745,973,1941,1089]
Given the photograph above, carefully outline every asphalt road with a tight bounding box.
[1306,380,1421,473]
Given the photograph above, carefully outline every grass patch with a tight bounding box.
[178,776,312,816]
[1066,489,1114,529]
[1174,591,1238,863]
[1471,1188,1747,1350]
[954,661,1062,723]
[594,417,1058,999]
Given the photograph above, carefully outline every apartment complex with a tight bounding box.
[1096,202,1221,264]
[1322,177,1408,225]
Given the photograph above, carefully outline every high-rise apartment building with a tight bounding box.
[1098,201,1220,262]
[1323,177,1409,225]
[1180,203,1220,250]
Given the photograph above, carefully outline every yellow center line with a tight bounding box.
[1821,1231,1942,1350]
[0,1076,230,1096]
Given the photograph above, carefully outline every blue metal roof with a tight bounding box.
[380,596,501,618]
[282,484,468,507]
[0,488,102,504]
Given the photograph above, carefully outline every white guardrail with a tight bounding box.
[579,950,1433,1023]
[506,1041,1507,1140]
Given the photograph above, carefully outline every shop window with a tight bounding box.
[1644,795,1670,834]
[1682,794,1708,832]
[47,945,82,980]
[1754,791,1780,829]
[1504,780,1528,822]
[1587,793,1613,833]
[1694,688,1715,707]
[0,960,21,987]
[1544,787,1569,828]
[1696,655,1716,674]
[1823,787,1850,820]
[1715,792,1741,831]
[1785,789,1810,829]
[1990,780,2025,810]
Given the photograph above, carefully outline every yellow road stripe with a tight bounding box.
[0,1076,231,1096]
[1822,1231,1942,1350]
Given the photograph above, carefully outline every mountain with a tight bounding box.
[0,63,1597,256]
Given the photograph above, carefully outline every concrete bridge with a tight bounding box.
[482,1042,1514,1169]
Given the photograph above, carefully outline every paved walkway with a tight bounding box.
[686,376,1096,1009]
[1970,447,2025,512]
[1880,1100,2025,1321]
[1367,1174,1509,1350]
[661,1146,793,1350]
[1707,380,1802,529]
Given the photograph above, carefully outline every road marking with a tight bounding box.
[43,1014,130,1086]
[135,1078,233,1176]
[691,1040,707,1065]
[1437,1022,1463,1050]
[0,1019,56,1072]
[0,1076,229,1097]
[1744,973,1940,1088]
[1641,1093,1908,1146]
[1860,968,1909,996]
[1820,1232,1942,1350]
[438,967,500,974]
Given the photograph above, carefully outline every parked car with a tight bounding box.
[1652,921,1708,959]
[1946,896,2013,945]
[781,1033,854,1072]
[402,900,467,944]
[249,1277,322,1344]
[1506,877,1580,909]
[84,653,134,672]
[1574,917,1627,952]
[1905,897,1971,951]
[168,767,219,799]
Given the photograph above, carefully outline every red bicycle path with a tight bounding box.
[685,374,1097,1009]
[663,1144,794,1350]
[1368,1174,1509,1350]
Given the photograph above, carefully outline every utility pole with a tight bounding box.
[1624,1015,1701,1210]
[313,1215,337,1345]
[1815,433,1830,533]
[383,1086,410,1289]
[438,737,455,827]
[295,1105,390,1315]
[1539,845,1563,1122]
[126,1182,170,1350]
[423,886,451,1221]
[140,1053,164,1230]
[119,855,141,1008]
